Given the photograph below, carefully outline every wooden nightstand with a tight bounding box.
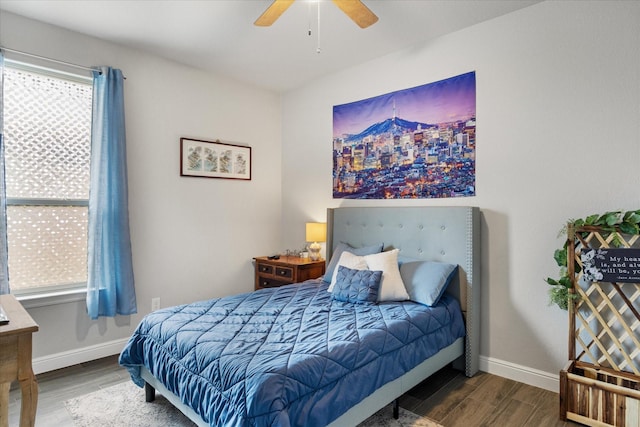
[254,256,326,290]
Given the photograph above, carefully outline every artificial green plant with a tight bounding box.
[546,209,640,310]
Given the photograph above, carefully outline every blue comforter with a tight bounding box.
[119,280,465,427]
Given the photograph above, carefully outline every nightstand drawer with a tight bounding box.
[257,263,274,274]
[257,277,289,288]
[274,266,293,279]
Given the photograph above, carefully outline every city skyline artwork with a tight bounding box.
[332,71,476,199]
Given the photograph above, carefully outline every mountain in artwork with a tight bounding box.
[342,117,434,143]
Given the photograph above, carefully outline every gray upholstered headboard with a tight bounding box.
[326,206,480,377]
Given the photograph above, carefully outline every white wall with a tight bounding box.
[281,0,640,390]
[0,12,283,367]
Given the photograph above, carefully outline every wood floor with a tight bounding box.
[399,365,581,427]
[8,355,581,426]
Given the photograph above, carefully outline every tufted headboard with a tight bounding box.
[326,206,480,377]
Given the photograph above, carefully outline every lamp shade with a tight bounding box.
[305,222,326,243]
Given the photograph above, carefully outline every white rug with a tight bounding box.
[64,381,441,427]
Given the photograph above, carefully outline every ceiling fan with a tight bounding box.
[255,0,379,29]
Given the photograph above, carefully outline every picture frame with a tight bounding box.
[180,137,251,180]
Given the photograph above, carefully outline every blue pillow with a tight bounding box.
[400,261,458,306]
[332,266,383,304]
[323,242,384,283]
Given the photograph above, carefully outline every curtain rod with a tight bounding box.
[0,46,125,78]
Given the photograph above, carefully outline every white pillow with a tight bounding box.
[364,249,409,302]
[328,251,368,292]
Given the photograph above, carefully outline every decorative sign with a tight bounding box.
[581,248,640,283]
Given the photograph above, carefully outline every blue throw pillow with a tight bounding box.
[323,242,384,283]
[332,266,383,304]
[400,261,458,306]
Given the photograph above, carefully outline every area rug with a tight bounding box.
[64,381,441,427]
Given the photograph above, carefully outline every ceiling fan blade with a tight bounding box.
[254,0,295,26]
[332,0,378,29]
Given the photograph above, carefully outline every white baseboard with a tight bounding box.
[32,338,129,375]
[480,355,559,392]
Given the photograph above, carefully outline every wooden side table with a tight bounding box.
[254,256,326,290]
[0,294,39,427]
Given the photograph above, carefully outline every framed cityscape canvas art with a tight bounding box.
[332,71,476,199]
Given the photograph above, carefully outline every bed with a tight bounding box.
[119,206,481,426]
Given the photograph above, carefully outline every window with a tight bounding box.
[3,60,92,296]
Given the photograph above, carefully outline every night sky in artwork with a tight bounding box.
[333,72,476,138]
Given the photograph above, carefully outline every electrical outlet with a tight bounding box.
[151,297,160,311]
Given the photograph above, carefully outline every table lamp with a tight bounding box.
[305,222,326,261]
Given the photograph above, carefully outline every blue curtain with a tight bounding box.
[87,66,136,319]
[0,51,9,295]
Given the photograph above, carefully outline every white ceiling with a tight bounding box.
[0,0,542,93]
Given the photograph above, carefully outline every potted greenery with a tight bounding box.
[546,210,640,310]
